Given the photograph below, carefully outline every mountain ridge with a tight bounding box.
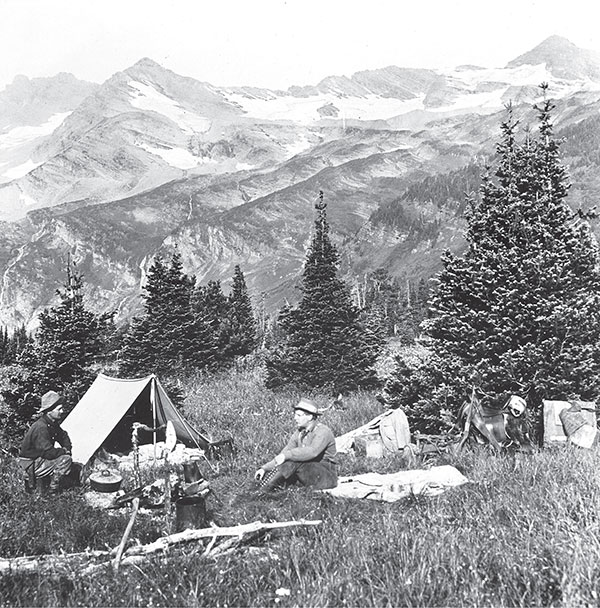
[507,35,600,81]
[0,36,599,330]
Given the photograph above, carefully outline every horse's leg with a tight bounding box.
[455,410,471,453]
[455,396,485,453]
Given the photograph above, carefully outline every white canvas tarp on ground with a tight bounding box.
[61,373,211,465]
[322,465,469,502]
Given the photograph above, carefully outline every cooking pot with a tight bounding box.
[89,469,123,493]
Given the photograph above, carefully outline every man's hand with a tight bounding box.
[254,468,266,481]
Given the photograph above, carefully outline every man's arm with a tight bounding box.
[255,430,300,476]
[21,422,67,460]
[57,427,72,453]
[281,430,300,454]
[282,425,334,462]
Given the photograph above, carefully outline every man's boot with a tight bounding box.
[259,468,287,493]
[24,464,36,493]
[49,473,61,495]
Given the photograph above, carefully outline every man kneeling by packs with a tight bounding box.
[254,398,337,492]
[18,390,72,494]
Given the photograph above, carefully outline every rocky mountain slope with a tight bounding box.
[1,36,600,331]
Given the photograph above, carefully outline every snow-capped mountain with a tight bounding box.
[508,35,600,81]
[0,36,600,330]
[0,73,98,191]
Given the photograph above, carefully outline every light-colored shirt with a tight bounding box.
[282,421,337,464]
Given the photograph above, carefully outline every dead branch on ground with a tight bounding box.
[0,519,322,576]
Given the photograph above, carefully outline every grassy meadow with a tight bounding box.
[1,367,599,607]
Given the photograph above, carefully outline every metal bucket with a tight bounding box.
[175,495,206,531]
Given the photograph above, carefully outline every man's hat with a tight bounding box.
[38,390,64,415]
[294,398,321,416]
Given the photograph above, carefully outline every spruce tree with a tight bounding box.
[191,280,232,368]
[227,265,257,357]
[119,251,197,377]
[2,263,114,439]
[385,89,600,432]
[266,191,381,393]
[6,324,30,364]
[0,326,8,364]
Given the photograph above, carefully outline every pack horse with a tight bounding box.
[456,389,533,452]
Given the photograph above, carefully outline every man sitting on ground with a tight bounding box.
[18,390,72,494]
[254,398,337,492]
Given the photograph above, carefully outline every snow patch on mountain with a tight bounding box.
[286,133,311,156]
[137,141,256,173]
[19,187,37,207]
[441,63,600,110]
[224,63,600,125]
[448,63,554,87]
[0,111,72,183]
[128,80,211,133]
[223,91,425,123]
[0,111,71,148]
[1,159,42,182]
[138,141,202,170]
[432,89,509,113]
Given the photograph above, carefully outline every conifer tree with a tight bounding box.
[119,251,197,377]
[227,265,257,357]
[191,279,233,368]
[189,282,220,370]
[266,191,381,393]
[2,262,114,439]
[0,326,8,364]
[6,324,30,364]
[384,88,600,431]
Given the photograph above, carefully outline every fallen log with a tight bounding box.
[0,549,111,575]
[0,518,322,576]
[118,518,322,558]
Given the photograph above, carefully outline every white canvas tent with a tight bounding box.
[61,373,212,465]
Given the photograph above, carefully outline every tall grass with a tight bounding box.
[1,369,599,607]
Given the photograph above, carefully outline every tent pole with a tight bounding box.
[151,377,157,464]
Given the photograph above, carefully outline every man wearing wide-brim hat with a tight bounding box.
[18,390,73,494]
[254,398,337,492]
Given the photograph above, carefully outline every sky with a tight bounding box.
[1,0,599,91]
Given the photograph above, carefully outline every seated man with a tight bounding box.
[18,390,72,494]
[254,398,337,492]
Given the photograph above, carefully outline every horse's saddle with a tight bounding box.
[472,407,507,446]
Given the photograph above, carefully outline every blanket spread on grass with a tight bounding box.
[322,465,468,502]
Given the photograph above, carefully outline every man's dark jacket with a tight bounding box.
[20,414,72,460]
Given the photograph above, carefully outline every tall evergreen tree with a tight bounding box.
[188,281,220,370]
[266,191,381,393]
[384,89,600,432]
[227,265,257,357]
[0,326,8,364]
[2,262,114,439]
[0,324,30,365]
[119,251,197,377]
[7,324,30,364]
[192,279,232,368]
